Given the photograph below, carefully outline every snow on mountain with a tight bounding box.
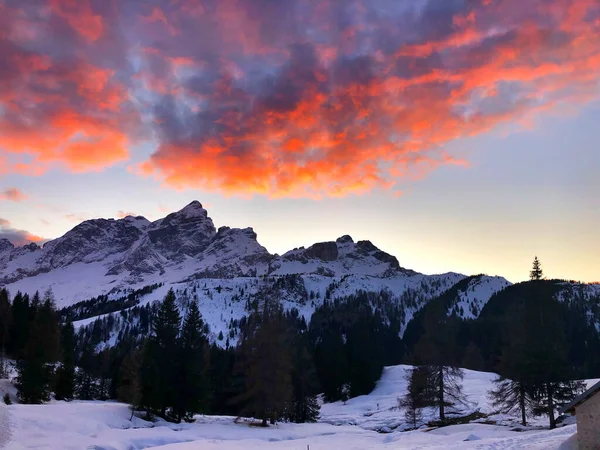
[446,275,513,319]
[270,235,412,278]
[0,201,462,308]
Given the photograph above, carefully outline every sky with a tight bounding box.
[0,0,599,283]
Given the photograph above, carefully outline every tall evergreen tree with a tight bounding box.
[235,297,292,426]
[400,366,429,429]
[530,256,543,281]
[0,289,11,376]
[8,292,30,358]
[76,340,99,400]
[175,300,209,422]
[55,321,76,400]
[139,338,161,416]
[15,295,60,403]
[118,349,142,421]
[150,289,181,419]
[289,337,320,423]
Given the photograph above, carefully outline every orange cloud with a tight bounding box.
[0,218,46,247]
[135,0,600,198]
[2,0,599,199]
[0,188,27,202]
[49,0,104,42]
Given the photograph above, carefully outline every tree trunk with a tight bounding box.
[438,366,445,423]
[547,383,556,430]
[519,385,527,426]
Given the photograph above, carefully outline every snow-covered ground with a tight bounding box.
[0,401,581,450]
[2,365,596,449]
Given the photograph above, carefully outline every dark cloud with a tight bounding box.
[0,0,599,197]
[0,218,45,246]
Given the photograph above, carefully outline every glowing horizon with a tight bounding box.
[1,0,599,283]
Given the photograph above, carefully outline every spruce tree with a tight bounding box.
[150,289,181,419]
[175,300,209,422]
[15,295,60,403]
[514,281,580,429]
[76,340,99,400]
[139,338,161,417]
[289,339,320,423]
[530,257,543,281]
[55,321,76,400]
[400,366,428,429]
[0,289,11,376]
[235,297,292,426]
[118,349,142,421]
[8,292,30,358]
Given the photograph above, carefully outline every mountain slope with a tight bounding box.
[0,202,437,307]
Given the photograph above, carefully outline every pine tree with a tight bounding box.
[55,321,76,400]
[15,295,60,403]
[289,339,320,423]
[0,289,11,377]
[150,289,181,419]
[400,366,427,429]
[235,297,292,426]
[118,349,142,421]
[175,300,209,422]
[7,292,30,358]
[530,257,543,281]
[76,340,99,400]
[139,339,161,417]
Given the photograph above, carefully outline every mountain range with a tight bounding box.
[1,201,597,345]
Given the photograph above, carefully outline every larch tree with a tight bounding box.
[415,309,467,423]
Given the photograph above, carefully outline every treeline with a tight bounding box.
[60,283,163,322]
[1,257,597,430]
[399,258,593,429]
[0,288,73,403]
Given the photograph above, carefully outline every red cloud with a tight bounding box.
[0,218,46,247]
[1,0,599,198]
[0,2,137,175]
[0,188,27,202]
[49,0,104,42]
[136,0,600,198]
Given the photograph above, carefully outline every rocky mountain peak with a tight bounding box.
[336,235,354,244]
[0,239,14,253]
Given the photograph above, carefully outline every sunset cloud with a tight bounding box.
[0,218,46,247]
[0,188,27,202]
[1,0,599,197]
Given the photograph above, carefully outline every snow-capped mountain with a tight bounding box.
[0,201,434,306]
[0,201,522,344]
